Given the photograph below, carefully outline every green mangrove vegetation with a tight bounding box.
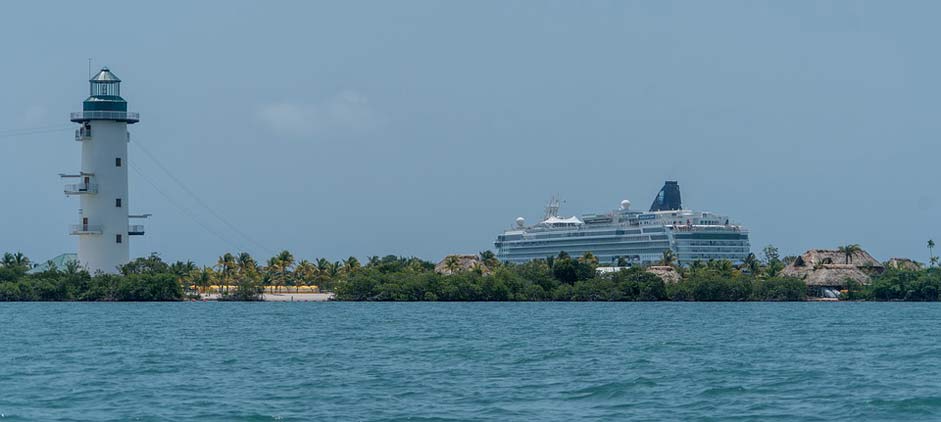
[1,246,939,302]
[334,251,808,301]
[0,252,182,301]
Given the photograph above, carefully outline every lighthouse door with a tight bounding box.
[82,217,88,231]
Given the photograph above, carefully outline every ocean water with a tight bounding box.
[1,303,940,421]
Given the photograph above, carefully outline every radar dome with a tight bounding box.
[620,199,631,210]
[515,217,526,227]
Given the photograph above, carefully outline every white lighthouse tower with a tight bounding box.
[63,67,146,273]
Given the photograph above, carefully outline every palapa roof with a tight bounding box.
[781,248,884,287]
[435,254,490,275]
[646,266,681,284]
[801,264,871,287]
[782,248,883,278]
[886,257,922,271]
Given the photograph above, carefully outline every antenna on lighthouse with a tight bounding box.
[87,58,92,78]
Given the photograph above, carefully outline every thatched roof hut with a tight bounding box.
[435,254,489,275]
[782,248,883,288]
[646,266,681,284]
[801,264,870,287]
[886,258,922,271]
[782,248,884,278]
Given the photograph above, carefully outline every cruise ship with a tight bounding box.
[494,181,750,266]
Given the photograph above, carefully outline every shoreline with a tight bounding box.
[199,293,335,302]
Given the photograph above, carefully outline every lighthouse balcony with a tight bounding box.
[70,111,139,123]
[70,224,103,235]
[64,183,98,195]
[128,225,145,236]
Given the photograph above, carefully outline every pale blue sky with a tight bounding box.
[1,1,938,265]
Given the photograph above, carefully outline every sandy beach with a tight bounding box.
[261,293,334,302]
[200,293,335,302]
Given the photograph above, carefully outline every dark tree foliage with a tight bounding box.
[335,264,665,301]
[551,257,594,285]
[7,249,940,302]
[847,268,941,301]
[0,252,182,301]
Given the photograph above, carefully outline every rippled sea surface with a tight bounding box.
[2,303,941,421]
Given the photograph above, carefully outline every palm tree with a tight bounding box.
[2,252,30,270]
[180,268,198,294]
[742,253,760,275]
[315,258,333,291]
[295,260,317,292]
[479,250,500,270]
[659,249,676,267]
[471,261,485,275]
[216,253,237,294]
[443,255,462,274]
[270,250,295,292]
[1,253,13,268]
[265,256,283,293]
[838,244,862,265]
[237,252,257,274]
[12,252,28,268]
[277,250,295,272]
[192,267,214,294]
[578,251,599,267]
[929,240,936,267]
[715,259,735,275]
[342,257,361,275]
[170,260,197,279]
[331,261,342,278]
[765,260,784,278]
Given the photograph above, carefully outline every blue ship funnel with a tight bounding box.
[649,181,682,211]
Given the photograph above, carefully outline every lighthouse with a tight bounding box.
[63,67,146,273]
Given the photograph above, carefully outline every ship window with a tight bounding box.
[116,157,122,167]
[116,234,123,244]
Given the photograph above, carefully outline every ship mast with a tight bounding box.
[544,195,561,219]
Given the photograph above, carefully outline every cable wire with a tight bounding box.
[4,121,274,258]
[129,161,250,255]
[129,140,276,256]
[0,125,74,139]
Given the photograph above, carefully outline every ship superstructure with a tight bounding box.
[494,181,750,266]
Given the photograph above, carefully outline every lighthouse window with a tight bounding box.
[115,157,122,167]
[116,234,123,244]
[115,198,122,208]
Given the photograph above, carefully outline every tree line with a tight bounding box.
[0,251,428,301]
[0,252,181,301]
[1,245,939,301]
[334,249,807,301]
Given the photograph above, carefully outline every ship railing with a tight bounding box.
[670,224,747,233]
